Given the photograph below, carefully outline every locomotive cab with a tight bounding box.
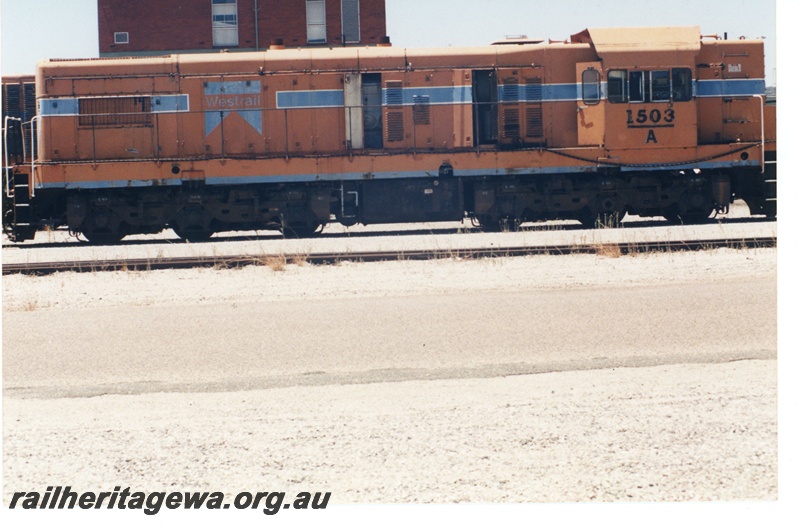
[573,27,702,150]
[571,27,769,222]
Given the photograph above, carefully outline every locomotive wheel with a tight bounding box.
[580,198,624,229]
[281,222,321,239]
[479,216,519,233]
[663,210,712,225]
[597,211,623,229]
[478,216,502,232]
[172,226,213,243]
[505,218,522,232]
[680,209,714,224]
[665,191,713,225]
[579,213,622,229]
[82,229,125,244]
[172,207,213,242]
[663,203,713,225]
[81,211,125,244]
[577,210,597,229]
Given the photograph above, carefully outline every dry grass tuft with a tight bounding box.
[594,243,622,258]
[288,254,308,267]
[261,255,287,271]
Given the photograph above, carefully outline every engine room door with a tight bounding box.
[576,62,605,146]
[344,73,383,149]
[472,70,498,146]
[362,73,383,149]
[343,73,364,149]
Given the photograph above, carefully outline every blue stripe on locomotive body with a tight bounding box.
[38,98,79,116]
[275,84,575,108]
[382,86,473,106]
[695,79,766,97]
[38,80,767,117]
[275,86,474,108]
[41,179,184,190]
[497,83,580,102]
[272,79,766,108]
[39,95,190,116]
[275,90,345,109]
[151,95,190,113]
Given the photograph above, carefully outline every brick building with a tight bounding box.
[98,0,387,56]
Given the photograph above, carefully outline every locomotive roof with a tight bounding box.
[572,26,701,53]
[36,26,717,79]
[37,44,559,78]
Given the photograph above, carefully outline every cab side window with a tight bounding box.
[629,71,645,103]
[672,68,692,102]
[608,68,693,103]
[582,68,601,105]
[607,70,627,103]
[650,71,671,102]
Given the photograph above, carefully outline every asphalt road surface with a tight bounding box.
[3,277,775,398]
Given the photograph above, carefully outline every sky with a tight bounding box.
[0,0,780,85]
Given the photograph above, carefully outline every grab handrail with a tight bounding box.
[3,116,23,198]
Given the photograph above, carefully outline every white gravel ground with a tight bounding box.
[1,246,778,313]
[3,360,777,503]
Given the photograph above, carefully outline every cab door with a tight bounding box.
[576,62,605,146]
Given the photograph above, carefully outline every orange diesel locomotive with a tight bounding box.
[2,26,776,243]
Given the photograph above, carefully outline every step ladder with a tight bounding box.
[7,169,35,241]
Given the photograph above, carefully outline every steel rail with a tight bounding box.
[1,236,776,276]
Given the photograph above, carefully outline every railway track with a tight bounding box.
[1,236,777,276]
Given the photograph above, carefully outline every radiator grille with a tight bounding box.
[412,95,430,125]
[385,81,403,106]
[524,77,544,139]
[78,96,152,127]
[502,108,521,139]
[386,111,404,142]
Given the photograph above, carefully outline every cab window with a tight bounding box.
[608,68,693,103]
[651,70,671,101]
[582,68,601,105]
[629,71,646,102]
[607,70,627,103]
[672,68,692,101]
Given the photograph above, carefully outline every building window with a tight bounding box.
[341,0,360,43]
[114,32,129,44]
[212,0,239,47]
[306,0,326,44]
